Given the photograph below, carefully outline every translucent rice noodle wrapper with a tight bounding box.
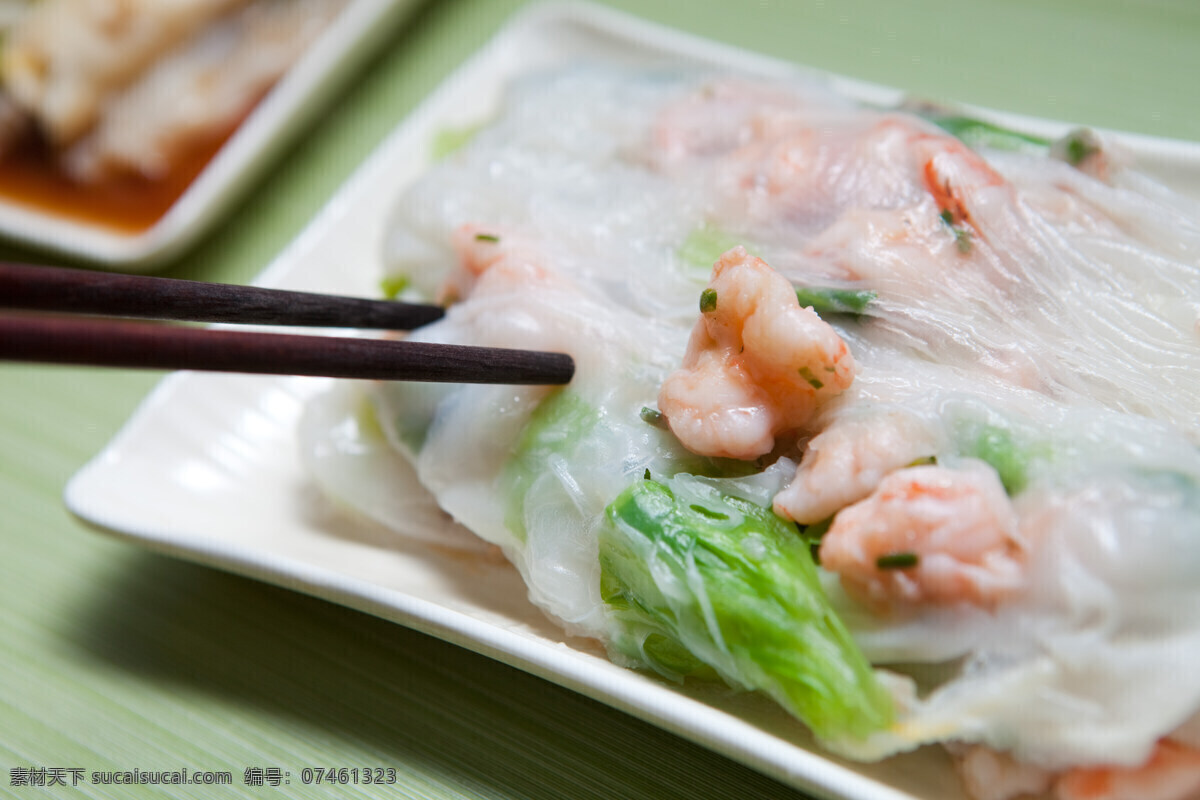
[298,380,489,553]
[300,66,1200,791]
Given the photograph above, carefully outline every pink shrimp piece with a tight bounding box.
[649,78,817,167]
[835,114,1008,226]
[910,126,1007,228]
[760,113,1008,223]
[952,744,1054,800]
[441,223,548,304]
[818,461,1025,610]
[716,126,832,225]
[1055,740,1200,800]
[658,246,855,460]
[793,116,1010,279]
[773,411,940,525]
[704,107,883,228]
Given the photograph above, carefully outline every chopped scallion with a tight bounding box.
[939,209,973,254]
[798,366,824,390]
[640,406,667,428]
[955,228,973,253]
[876,552,920,570]
[1063,131,1099,165]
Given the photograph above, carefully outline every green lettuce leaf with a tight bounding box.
[500,390,600,542]
[599,476,894,743]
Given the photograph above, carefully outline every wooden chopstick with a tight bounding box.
[0,316,575,385]
[0,263,444,329]
[0,263,574,385]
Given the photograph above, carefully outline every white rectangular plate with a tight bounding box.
[0,0,420,271]
[65,4,1200,799]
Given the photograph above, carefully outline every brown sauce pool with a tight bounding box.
[0,128,236,235]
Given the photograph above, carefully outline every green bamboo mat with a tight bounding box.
[2,2,1197,798]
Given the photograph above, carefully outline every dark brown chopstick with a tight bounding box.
[0,263,444,329]
[0,316,575,385]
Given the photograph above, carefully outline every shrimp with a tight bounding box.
[799,116,1010,268]
[658,246,855,460]
[648,77,831,168]
[718,110,1010,235]
[1055,740,1200,800]
[951,744,1054,800]
[649,77,870,229]
[432,224,597,397]
[705,110,868,231]
[773,410,941,525]
[441,223,551,305]
[951,737,1200,800]
[908,120,1007,228]
[818,460,1025,609]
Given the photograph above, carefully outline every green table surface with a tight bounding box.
[2,1,1197,798]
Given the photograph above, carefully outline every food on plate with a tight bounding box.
[301,66,1200,798]
[0,0,347,231]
